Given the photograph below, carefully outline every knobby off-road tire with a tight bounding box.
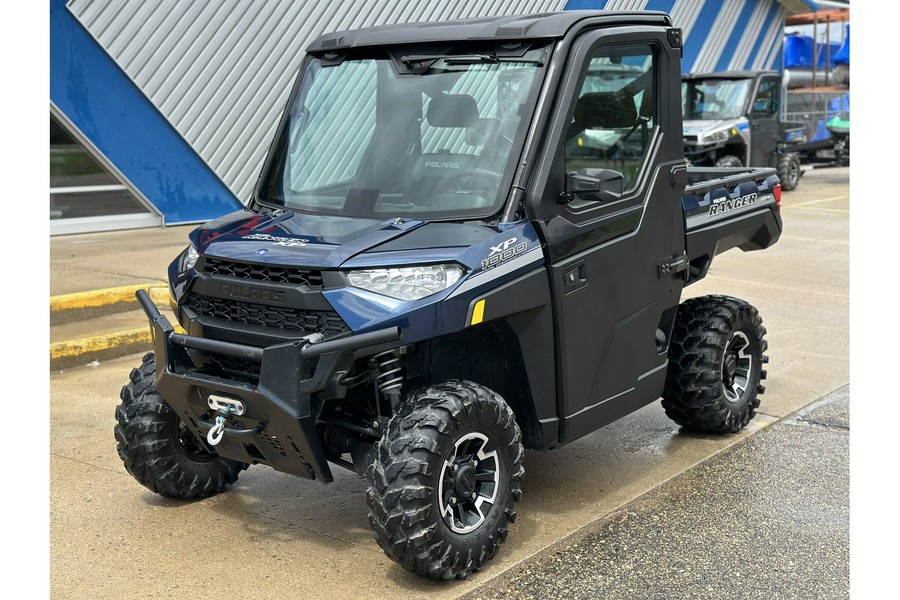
[662,295,768,434]
[366,380,524,580]
[115,352,246,499]
[777,152,801,191]
[715,155,743,168]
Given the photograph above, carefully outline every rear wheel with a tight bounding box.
[777,152,802,191]
[114,352,246,499]
[366,380,524,579]
[662,296,768,433]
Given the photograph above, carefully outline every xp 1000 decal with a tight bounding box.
[481,237,528,271]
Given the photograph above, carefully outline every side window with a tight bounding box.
[752,77,779,117]
[565,44,655,193]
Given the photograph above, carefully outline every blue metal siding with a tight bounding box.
[767,44,783,71]
[714,1,760,71]
[680,2,727,72]
[743,1,781,69]
[645,0,677,15]
[563,0,787,74]
[50,0,241,224]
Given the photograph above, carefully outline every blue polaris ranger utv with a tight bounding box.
[117,11,782,580]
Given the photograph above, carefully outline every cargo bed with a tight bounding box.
[682,166,783,285]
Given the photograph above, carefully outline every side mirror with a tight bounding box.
[562,168,624,203]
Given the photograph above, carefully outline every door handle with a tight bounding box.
[563,262,588,294]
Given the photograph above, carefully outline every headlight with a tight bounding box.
[347,264,464,301]
[178,245,200,272]
[702,129,730,144]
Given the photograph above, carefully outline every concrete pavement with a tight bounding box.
[50,224,193,297]
[49,167,850,598]
[465,386,850,600]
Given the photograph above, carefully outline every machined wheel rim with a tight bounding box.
[438,432,500,534]
[787,162,800,186]
[722,331,753,403]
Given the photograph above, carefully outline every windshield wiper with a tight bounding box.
[400,53,543,69]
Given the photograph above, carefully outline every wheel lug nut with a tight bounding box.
[450,497,457,505]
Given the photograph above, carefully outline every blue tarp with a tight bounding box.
[832,25,849,65]
[784,34,842,69]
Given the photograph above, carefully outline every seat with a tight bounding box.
[571,89,638,135]
[401,94,502,210]
[566,90,639,175]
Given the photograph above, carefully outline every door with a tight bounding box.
[527,28,687,443]
[748,75,781,167]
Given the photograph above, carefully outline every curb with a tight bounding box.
[50,283,169,313]
[50,283,178,370]
[51,327,152,361]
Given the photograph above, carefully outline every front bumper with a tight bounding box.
[683,140,726,164]
[136,289,400,482]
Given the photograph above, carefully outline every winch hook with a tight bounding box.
[207,415,226,446]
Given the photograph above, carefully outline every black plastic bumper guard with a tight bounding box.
[136,289,400,482]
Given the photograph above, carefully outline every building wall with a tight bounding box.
[51,0,243,225]
[54,0,791,226]
[566,0,788,73]
[63,0,567,222]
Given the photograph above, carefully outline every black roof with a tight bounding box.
[307,11,672,53]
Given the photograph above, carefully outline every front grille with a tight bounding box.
[187,294,349,337]
[203,258,323,288]
[207,353,261,380]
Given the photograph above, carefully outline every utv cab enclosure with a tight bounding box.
[116,11,782,580]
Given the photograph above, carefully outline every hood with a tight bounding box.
[189,209,497,269]
[683,117,749,138]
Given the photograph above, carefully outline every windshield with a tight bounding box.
[682,78,752,120]
[258,44,549,220]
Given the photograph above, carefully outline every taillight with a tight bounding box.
[773,184,782,211]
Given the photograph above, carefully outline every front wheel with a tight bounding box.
[114,352,246,499]
[662,296,768,433]
[715,154,743,168]
[366,380,524,580]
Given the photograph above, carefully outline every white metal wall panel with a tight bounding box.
[758,5,788,69]
[728,1,771,70]
[691,0,743,73]
[68,0,566,204]
[668,1,703,42]
[601,0,649,10]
